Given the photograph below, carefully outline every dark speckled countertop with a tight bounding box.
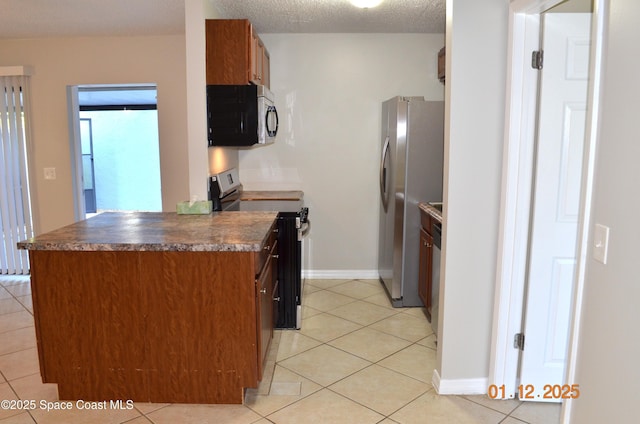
[17,211,278,252]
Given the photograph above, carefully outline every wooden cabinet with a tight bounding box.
[27,223,278,404]
[206,19,271,88]
[250,26,270,87]
[256,227,277,377]
[419,227,433,319]
[419,204,442,322]
[438,47,445,84]
[419,212,434,320]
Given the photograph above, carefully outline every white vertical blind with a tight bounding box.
[0,74,34,275]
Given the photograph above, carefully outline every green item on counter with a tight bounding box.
[176,200,213,215]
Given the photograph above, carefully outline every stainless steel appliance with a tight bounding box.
[208,168,309,328]
[378,97,444,307]
[207,84,278,146]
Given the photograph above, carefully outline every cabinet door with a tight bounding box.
[251,37,266,85]
[256,239,277,379]
[262,49,270,88]
[205,19,251,85]
[437,47,446,83]
[419,228,433,319]
[249,26,260,84]
[249,25,270,88]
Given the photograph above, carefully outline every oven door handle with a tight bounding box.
[298,219,310,241]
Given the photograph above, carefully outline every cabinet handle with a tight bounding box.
[425,242,432,247]
[260,288,267,294]
[273,228,279,233]
[272,254,279,259]
[264,245,270,251]
[273,296,281,302]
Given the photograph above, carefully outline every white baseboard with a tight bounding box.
[432,369,489,395]
[302,270,379,280]
[432,369,442,392]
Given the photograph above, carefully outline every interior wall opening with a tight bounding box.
[69,85,162,219]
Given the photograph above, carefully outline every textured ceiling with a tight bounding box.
[0,0,444,39]
[213,0,445,33]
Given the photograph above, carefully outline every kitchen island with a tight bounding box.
[18,211,279,404]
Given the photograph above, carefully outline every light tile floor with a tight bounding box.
[0,275,562,423]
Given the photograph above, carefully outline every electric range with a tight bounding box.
[208,168,309,329]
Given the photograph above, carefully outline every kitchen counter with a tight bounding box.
[418,202,443,224]
[240,190,303,201]
[17,211,278,252]
[17,210,279,404]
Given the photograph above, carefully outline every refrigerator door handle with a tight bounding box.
[380,136,390,211]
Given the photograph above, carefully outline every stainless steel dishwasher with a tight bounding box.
[431,222,442,339]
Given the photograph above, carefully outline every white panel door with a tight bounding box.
[519,13,591,402]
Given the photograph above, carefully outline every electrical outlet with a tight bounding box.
[593,223,610,264]
[44,167,56,180]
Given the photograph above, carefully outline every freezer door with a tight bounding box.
[378,97,444,307]
[378,97,407,302]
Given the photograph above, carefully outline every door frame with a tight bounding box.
[489,0,606,422]
[67,85,85,221]
[67,83,161,221]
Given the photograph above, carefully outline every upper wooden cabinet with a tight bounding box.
[437,47,445,84]
[206,19,271,88]
[250,26,270,87]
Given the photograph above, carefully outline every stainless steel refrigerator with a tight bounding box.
[378,96,444,307]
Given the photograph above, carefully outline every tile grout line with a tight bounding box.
[296,280,492,422]
[0,276,548,424]
[275,285,440,421]
[307,280,525,422]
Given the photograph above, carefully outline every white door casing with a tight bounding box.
[491,0,605,421]
[519,13,591,401]
[66,85,87,221]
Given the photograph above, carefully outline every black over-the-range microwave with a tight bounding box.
[207,84,279,147]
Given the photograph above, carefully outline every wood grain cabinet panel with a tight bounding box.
[418,209,434,321]
[418,228,433,321]
[438,47,445,84]
[28,230,276,404]
[206,19,271,88]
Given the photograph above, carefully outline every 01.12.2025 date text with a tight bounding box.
[487,384,580,400]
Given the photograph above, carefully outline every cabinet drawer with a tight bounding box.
[255,224,278,274]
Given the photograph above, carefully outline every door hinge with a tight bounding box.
[531,50,544,70]
[514,333,525,350]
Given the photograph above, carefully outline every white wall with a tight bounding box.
[239,33,445,275]
[437,0,508,388]
[81,110,162,211]
[571,0,640,421]
[0,35,189,233]
[185,0,239,201]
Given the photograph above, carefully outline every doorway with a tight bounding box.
[67,85,162,220]
[518,10,591,399]
[491,0,604,421]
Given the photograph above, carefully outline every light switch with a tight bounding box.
[44,167,56,180]
[593,223,610,264]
